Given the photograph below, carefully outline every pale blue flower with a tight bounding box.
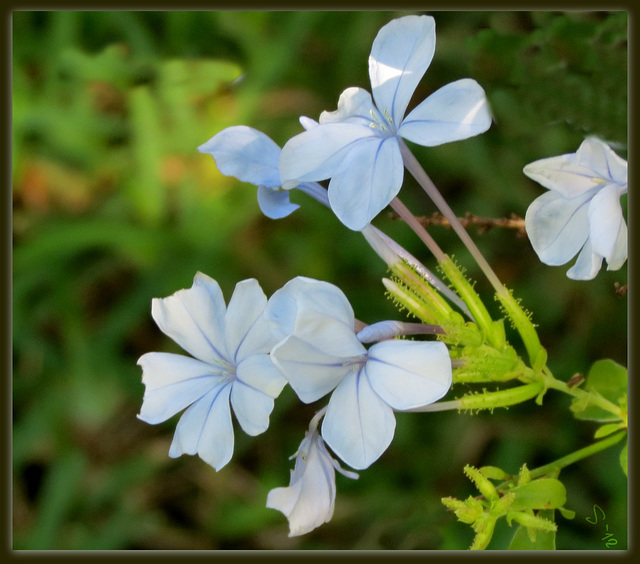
[266,409,358,537]
[137,273,287,471]
[524,137,628,280]
[279,15,492,231]
[266,276,452,470]
[198,125,328,219]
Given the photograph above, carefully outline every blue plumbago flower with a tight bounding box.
[524,137,628,280]
[137,273,287,471]
[266,409,358,537]
[198,125,329,219]
[266,276,452,470]
[279,15,492,231]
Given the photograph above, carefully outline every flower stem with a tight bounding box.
[399,140,545,363]
[403,399,463,412]
[390,197,446,262]
[399,140,506,297]
[356,320,444,343]
[361,224,472,318]
[500,431,627,487]
[543,368,627,423]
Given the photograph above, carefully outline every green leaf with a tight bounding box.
[594,423,624,439]
[620,441,627,477]
[508,510,556,550]
[25,451,87,550]
[571,359,627,422]
[509,479,567,511]
[126,85,165,226]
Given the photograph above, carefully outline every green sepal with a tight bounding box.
[506,509,558,533]
[508,510,557,550]
[464,465,498,502]
[516,464,531,486]
[441,495,483,524]
[479,466,511,481]
[488,318,507,350]
[451,343,522,384]
[457,382,545,413]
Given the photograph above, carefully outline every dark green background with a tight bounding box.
[12,10,627,550]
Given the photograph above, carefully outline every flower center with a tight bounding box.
[212,361,236,382]
[343,354,368,372]
[368,107,395,136]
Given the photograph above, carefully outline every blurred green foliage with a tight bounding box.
[13,11,627,550]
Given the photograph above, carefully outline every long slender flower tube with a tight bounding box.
[266,276,452,470]
[279,14,492,231]
[361,223,473,320]
[523,137,628,280]
[266,408,358,537]
[198,125,329,218]
[137,273,287,471]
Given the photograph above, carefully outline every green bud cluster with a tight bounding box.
[442,464,572,550]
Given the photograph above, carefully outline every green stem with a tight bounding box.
[526,431,626,482]
[544,369,626,423]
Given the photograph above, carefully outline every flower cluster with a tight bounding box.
[138,272,452,535]
[137,12,627,542]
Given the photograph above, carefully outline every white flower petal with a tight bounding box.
[365,340,452,410]
[299,115,319,130]
[225,279,274,363]
[198,125,282,188]
[266,431,337,537]
[328,135,403,231]
[525,190,593,266]
[566,239,604,281]
[271,336,357,403]
[398,79,492,146]
[257,185,300,219]
[576,137,628,186]
[151,272,229,365]
[320,87,378,126]
[369,15,436,126]
[279,122,379,189]
[523,153,601,199]
[236,353,288,398]
[169,383,234,471]
[322,371,396,470]
[137,352,222,424]
[588,184,627,269]
[265,277,361,353]
[605,223,628,272]
[230,379,276,436]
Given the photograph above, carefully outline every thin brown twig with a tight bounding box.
[389,211,527,237]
